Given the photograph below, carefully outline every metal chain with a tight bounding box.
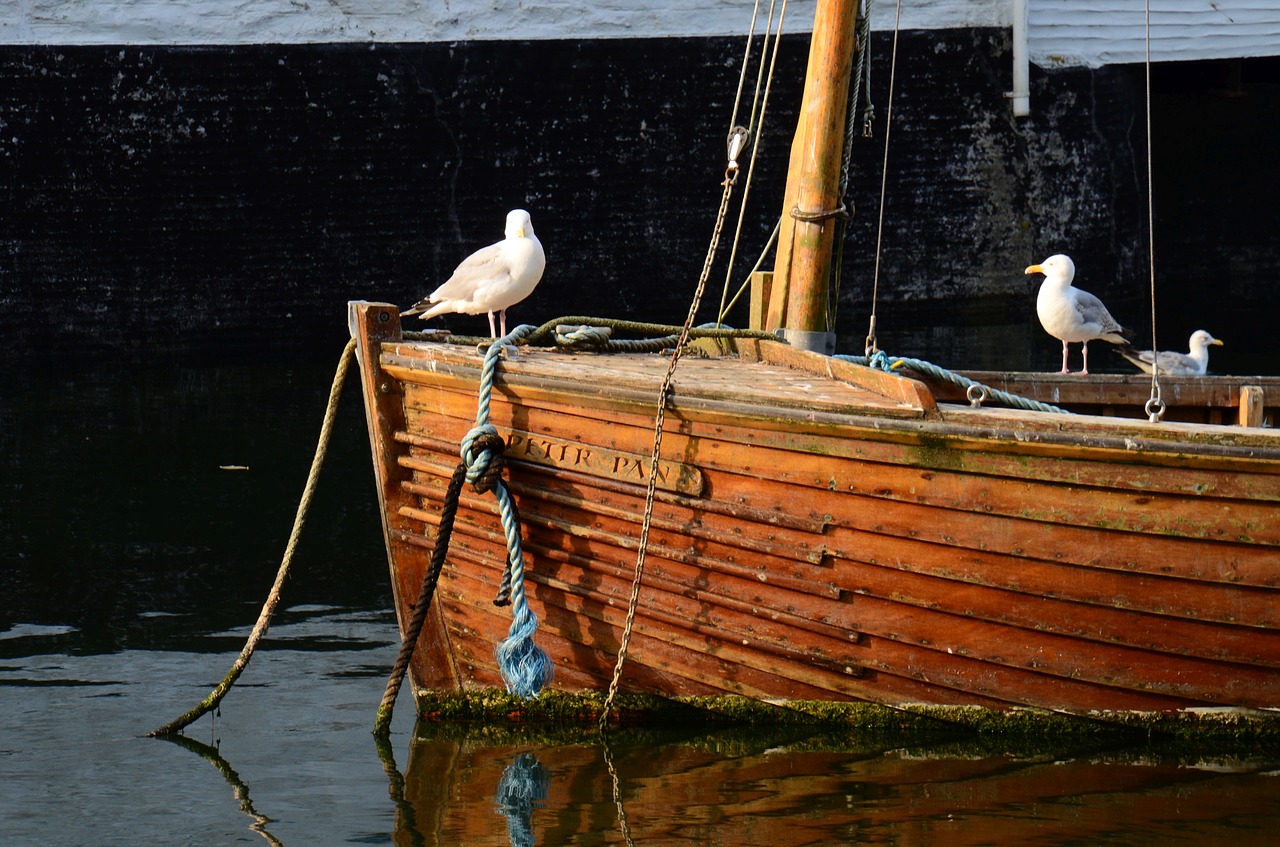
[602,735,637,847]
[600,164,740,729]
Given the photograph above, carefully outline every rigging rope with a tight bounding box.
[828,0,873,331]
[866,0,904,356]
[1143,0,1165,422]
[716,0,790,328]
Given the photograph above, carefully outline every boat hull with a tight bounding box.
[350,303,1280,717]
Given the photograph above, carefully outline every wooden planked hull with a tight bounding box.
[350,302,1280,717]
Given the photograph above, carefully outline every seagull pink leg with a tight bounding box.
[487,311,497,339]
[1060,340,1071,374]
[498,310,508,338]
[1080,341,1090,375]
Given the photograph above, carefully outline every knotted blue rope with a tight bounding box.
[466,326,553,698]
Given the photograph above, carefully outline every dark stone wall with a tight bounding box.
[1,35,1275,371]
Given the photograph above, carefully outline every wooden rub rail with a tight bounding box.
[952,371,1279,428]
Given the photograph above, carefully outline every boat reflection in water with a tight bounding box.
[389,724,1280,846]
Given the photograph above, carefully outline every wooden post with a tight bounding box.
[748,270,774,331]
[1239,385,1265,428]
[766,0,858,346]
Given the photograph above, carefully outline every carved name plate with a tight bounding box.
[506,430,704,495]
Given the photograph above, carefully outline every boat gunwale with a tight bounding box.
[379,339,1280,466]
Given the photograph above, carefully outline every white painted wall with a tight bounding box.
[1031,0,1280,67]
[4,0,1279,68]
[0,0,1003,45]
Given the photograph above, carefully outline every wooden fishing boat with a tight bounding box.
[350,0,1280,722]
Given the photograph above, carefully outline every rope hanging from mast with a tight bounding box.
[716,0,791,327]
[1143,0,1166,422]
[866,0,903,356]
[829,0,873,333]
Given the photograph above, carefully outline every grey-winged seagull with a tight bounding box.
[402,209,546,339]
[1025,254,1133,375]
[1118,329,1223,376]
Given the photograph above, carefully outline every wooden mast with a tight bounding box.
[765,0,858,352]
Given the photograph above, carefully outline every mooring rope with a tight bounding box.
[147,339,356,738]
[472,327,554,698]
[373,460,467,735]
[838,352,1070,414]
[376,325,551,728]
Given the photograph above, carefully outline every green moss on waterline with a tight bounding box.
[413,691,1280,752]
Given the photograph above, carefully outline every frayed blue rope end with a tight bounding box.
[496,606,554,698]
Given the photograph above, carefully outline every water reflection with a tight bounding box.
[495,752,551,847]
[161,734,284,847]
[389,723,1280,846]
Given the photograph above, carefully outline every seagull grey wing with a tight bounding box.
[429,244,511,301]
[1117,346,1156,374]
[1071,290,1114,329]
[1072,288,1132,340]
[1152,350,1202,375]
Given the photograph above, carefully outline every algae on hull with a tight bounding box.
[413,691,1280,750]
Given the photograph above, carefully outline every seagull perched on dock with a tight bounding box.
[402,209,545,338]
[1025,254,1133,375]
[1117,330,1223,376]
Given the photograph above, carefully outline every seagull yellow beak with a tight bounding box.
[1212,338,1224,346]
[1025,264,1043,275]
[517,227,526,238]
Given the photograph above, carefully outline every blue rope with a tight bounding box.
[836,353,1070,414]
[465,326,553,698]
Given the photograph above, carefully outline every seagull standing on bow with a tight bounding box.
[402,209,546,339]
[1118,329,1223,376]
[1025,254,1133,375]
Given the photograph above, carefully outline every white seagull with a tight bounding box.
[1118,329,1223,376]
[402,209,546,338]
[1025,254,1133,375]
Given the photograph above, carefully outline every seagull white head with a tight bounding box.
[1024,254,1075,285]
[1188,329,1224,352]
[505,209,535,240]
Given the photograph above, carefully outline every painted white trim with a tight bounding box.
[1030,1,1280,68]
[3,1,1278,69]
[1,0,1005,46]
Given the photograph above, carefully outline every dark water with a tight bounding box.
[3,359,1279,846]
